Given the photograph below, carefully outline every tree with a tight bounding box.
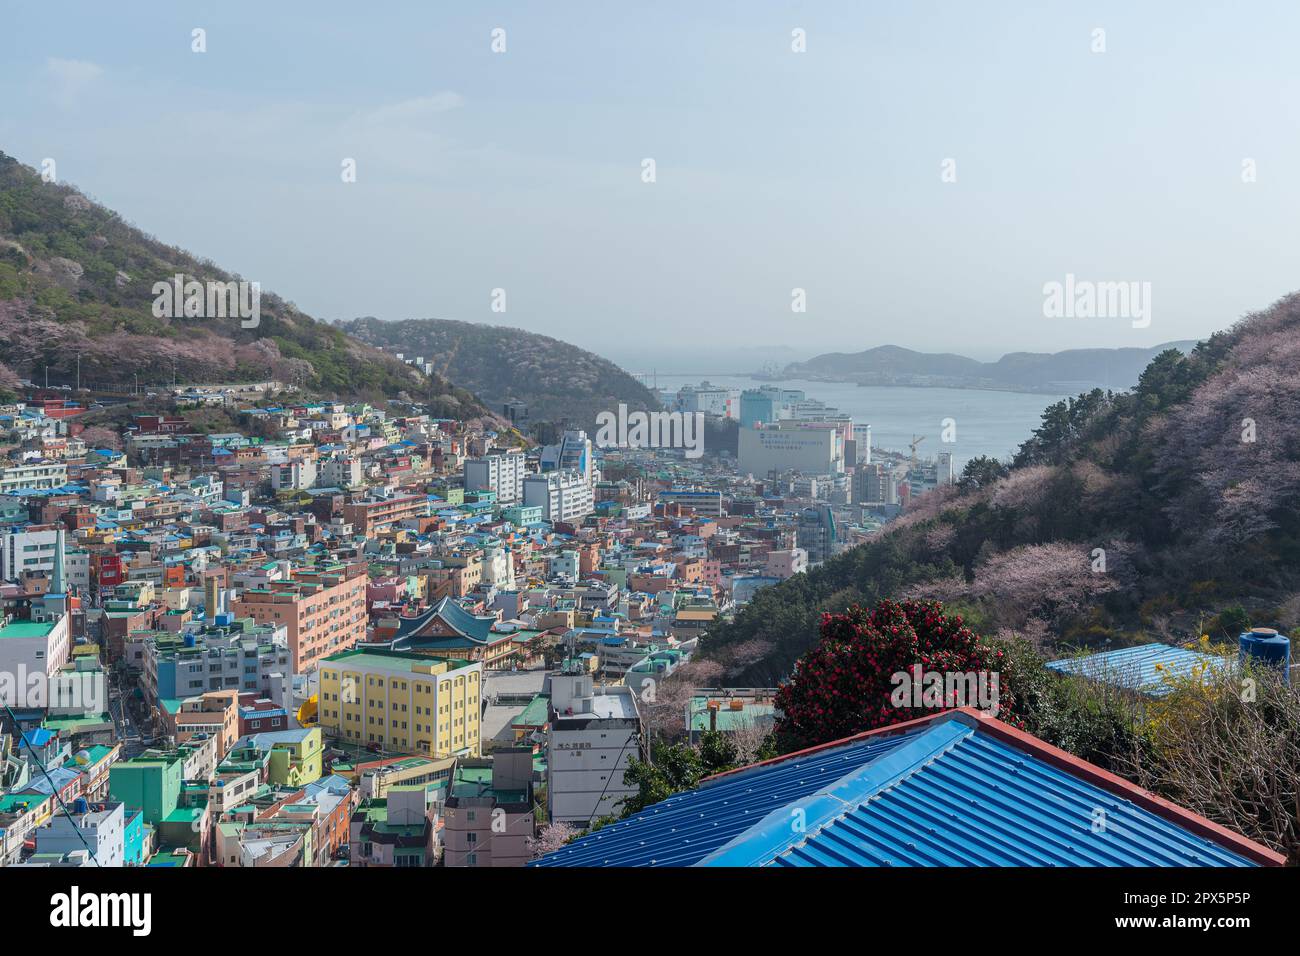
[619,731,739,816]
[1133,664,1300,863]
[637,670,698,741]
[527,822,578,860]
[1014,389,1110,468]
[773,599,1020,750]
[525,634,549,662]
[965,541,1128,632]
[957,455,1009,494]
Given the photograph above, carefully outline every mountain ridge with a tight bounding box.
[338,316,661,431]
[772,341,1200,392]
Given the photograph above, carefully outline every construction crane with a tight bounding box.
[909,435,926,467]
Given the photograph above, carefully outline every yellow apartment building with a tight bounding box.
[318,650,482,759]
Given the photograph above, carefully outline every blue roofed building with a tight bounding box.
[1046,642,1233,698]
[531,708,1283,867]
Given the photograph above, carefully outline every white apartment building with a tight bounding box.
[0,527,89,591]
[676,382,736,418]
[0,615,72,706]
[464,451,527,504]
[0,461,67,494]
[319,456,362,489]
[35,802,126,868]
[2,527,54,582]
[737,422,843,477]
[523,470,594,524]
[546,673,642,825]
[270,458,318,491]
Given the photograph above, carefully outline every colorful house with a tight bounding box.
[225,728,323,788]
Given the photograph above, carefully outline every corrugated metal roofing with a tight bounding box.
[764,731,1251,867]
[530,728,924,867]
[532,712,1267,868]
[1046,642,1231,698]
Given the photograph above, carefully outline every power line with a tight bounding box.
[584,725,640,829]
[3,704,101,866]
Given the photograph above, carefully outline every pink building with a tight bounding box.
[765,548,808,580]
[703,559,725,587]
[367,576,406,611]
[442,750,534,867]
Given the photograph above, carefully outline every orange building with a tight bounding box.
[232,565,368,671]
[172,689,240,759]
[340,494,428,536]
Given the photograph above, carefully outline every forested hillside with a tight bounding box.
[341,316,659,429]
[0,152,493,420]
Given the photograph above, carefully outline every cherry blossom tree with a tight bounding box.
[527,822,578,859]
[968,541,1129,627]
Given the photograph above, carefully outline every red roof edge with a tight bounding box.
[700,706,1286,866]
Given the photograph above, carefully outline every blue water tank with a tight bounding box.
[183,633,197,647]
[1239,628,1291,684]
[72,797,89,815]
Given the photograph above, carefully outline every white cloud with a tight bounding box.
[45,57,104,109]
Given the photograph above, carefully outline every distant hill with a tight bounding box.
[340,317,661,428]
[776,342,1200,392]
[0,151,493,421]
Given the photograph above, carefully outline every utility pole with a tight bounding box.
[75,353,80,391]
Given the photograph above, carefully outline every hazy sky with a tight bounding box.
[4,1,1299,363]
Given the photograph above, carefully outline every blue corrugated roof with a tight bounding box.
[533,711,1269,868]
[532,728,923,867]
[1046,642,1232,698]
[761,730,1251,867]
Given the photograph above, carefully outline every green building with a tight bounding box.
[109,755,183,827]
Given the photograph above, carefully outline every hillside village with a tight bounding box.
[0,358,1294,871]
[0,376,860,868]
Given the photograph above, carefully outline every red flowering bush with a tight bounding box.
[774,599,1020,749]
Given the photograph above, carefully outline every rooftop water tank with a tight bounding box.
[72,797,89,815]
[183,633,196,647]
[1239,628,1291,685]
